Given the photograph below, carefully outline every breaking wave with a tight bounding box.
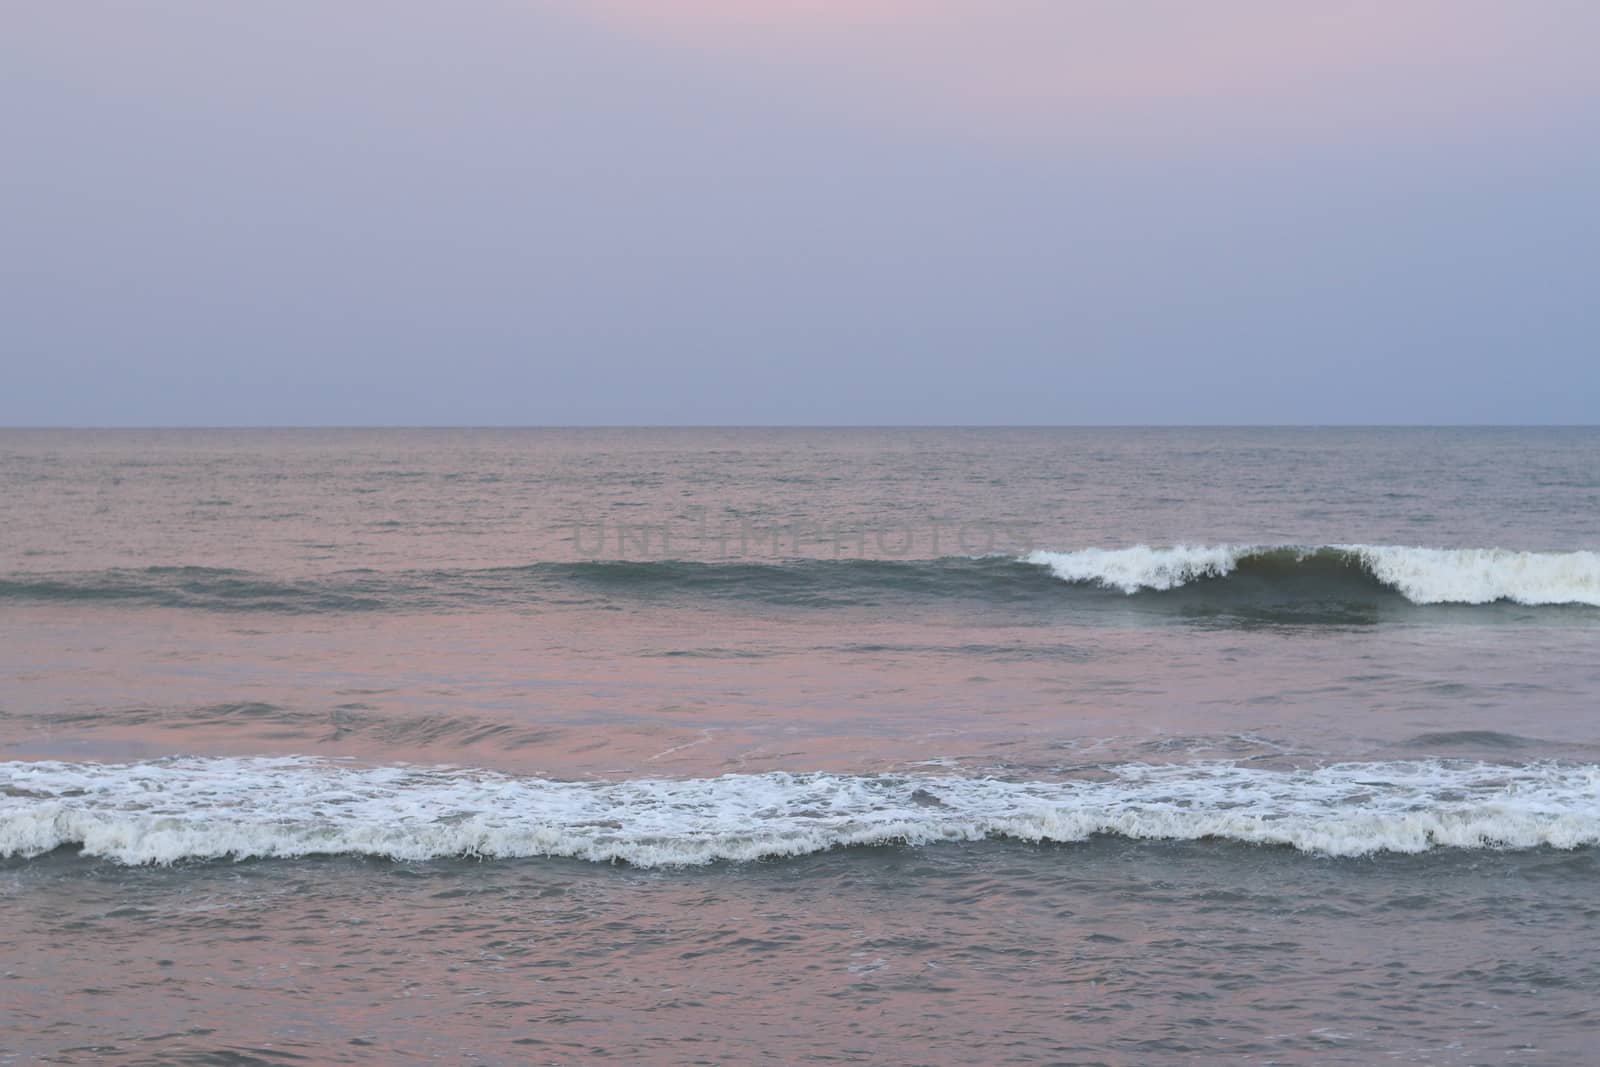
[1023,545,1600,605]
[4,757,1597,867]
[1,546,1595,615]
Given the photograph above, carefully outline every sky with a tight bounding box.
[3,1,1597,425]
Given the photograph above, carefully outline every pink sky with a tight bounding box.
[577,1,1598,145]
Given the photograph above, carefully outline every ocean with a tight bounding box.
[2,426,1597,1065]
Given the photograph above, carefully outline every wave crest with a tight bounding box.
[1023,545,1600,605]
[4,758,1597,866]
[3,546,1597,614]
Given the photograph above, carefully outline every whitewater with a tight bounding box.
[5,757,1598,866]
[1023,544,1600,604]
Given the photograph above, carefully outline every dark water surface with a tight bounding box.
[3,428,1598,1064]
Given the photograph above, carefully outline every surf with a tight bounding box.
[5,757,1597,867]
[2,545,1596,615]
[1023,544,1600,605]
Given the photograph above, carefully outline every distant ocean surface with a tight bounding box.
[3,427,1598,1065]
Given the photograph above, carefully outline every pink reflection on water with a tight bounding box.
[5,602,1592,776]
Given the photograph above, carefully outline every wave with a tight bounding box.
[0,567,389,614]
[1024,545,1600,606]
[0,559,1047,613]
[4,758,1597,866]
[1,546,1596,616]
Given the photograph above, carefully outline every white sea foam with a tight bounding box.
[1343,546,1600,605]
[1023,545,1245,593]
[3,757,1597,866]
[1022,545,1600,605]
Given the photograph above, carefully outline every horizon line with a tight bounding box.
[0,423,1595,432]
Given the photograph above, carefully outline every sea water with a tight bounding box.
[3,427,1597,1064]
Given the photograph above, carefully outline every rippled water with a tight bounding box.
[7,843,1598,1065]
[3,427,1598,1064]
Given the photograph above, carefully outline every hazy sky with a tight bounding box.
[4,1,1597,425]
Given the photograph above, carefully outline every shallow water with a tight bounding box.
[6,844,1597,1065]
